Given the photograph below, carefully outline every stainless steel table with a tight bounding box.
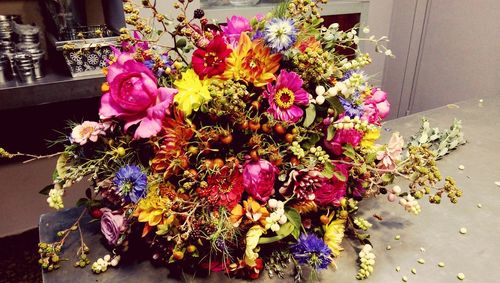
[40,95,500,282]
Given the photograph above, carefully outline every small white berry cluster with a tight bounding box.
[47,183,65,210]
[91,254,120,274]
[290,141,305,159]
[354,217,373,231]
[333,116,369,131]
[340,54,372,72]
[399,195,422,215]
[356,244,376,280]
[387,185,402,202]
[265,199,287,232]
[309,145,329,164]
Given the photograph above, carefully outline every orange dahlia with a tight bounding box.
[151,110,194,179]
[223,32,281,87]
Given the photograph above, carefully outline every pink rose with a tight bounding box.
[99,53,177,139]
[221,15,251,46]
[314,164,348,207]
[363,88,390,123]
[324,128,363,155]
[243,159,278,202]
[100,208,126,246]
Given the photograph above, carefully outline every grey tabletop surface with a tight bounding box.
[40,95,500,282]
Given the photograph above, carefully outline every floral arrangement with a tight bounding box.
[0,0,464,280]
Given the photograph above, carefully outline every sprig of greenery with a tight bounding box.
[406,117,466,159]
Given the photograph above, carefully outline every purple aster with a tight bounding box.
[291,234,332,270]
[264,69,309,123]
[264,18,297,53]
[113,165,147,203]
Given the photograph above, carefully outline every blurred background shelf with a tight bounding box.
[0,67,104,110]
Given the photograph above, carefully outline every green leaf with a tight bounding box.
[381,173,394,184]
[259,222,294,244]
[285,208,301,239]
[326,124,335,141]
[277,222,294,237]
[39,184,54,195]
[55,153,69,179]
[76,198,89,207]
[302,133,321,150]
[303,104,316,128]
[365,152,377,164]
[175,38,187,48]
[333,170,347,182]
[343,144,357,160]
[325,96,345,117]
[321,162,334,179]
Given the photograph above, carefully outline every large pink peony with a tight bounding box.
[99,53,177,139]
[363,88,390,123]
[100,208,126,246]
[243,159,278,202]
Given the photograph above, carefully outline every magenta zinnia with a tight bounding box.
[264,69,309,123]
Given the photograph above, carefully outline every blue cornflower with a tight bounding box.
[291,234,332,270]
[113,165,147,203]
[264,18,297,53]
[341,70,355,81]
[143,59,155,70]
[339,96,364,118]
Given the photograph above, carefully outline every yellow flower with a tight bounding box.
[173,69,212,115]
[323,218,346,257]
[230,197,269,227]
[360,127,380,149]
[133,192,175,237]
[223,33,281,87]
[244,225,264,267]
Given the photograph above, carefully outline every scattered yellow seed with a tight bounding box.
[459,227,467,234]
[477,204,482,208]
[417,258,425,264]
[386,245,392,250]
[411,268,417,275]
[402,276,408,282]
[438,262,445,267]
[395,235,401,240]
[495,181,500,187]
[458,165,465,170]
[457,273,465,280]
[396,266,401,272]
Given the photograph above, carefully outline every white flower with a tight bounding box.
[71,121,105,145]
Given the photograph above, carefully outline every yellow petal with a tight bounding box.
[244,225,264,267]
[148,210,163,226]
[323,218,346,257]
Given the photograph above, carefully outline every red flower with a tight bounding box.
[192,35,231,79]
[199,167,244,209]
